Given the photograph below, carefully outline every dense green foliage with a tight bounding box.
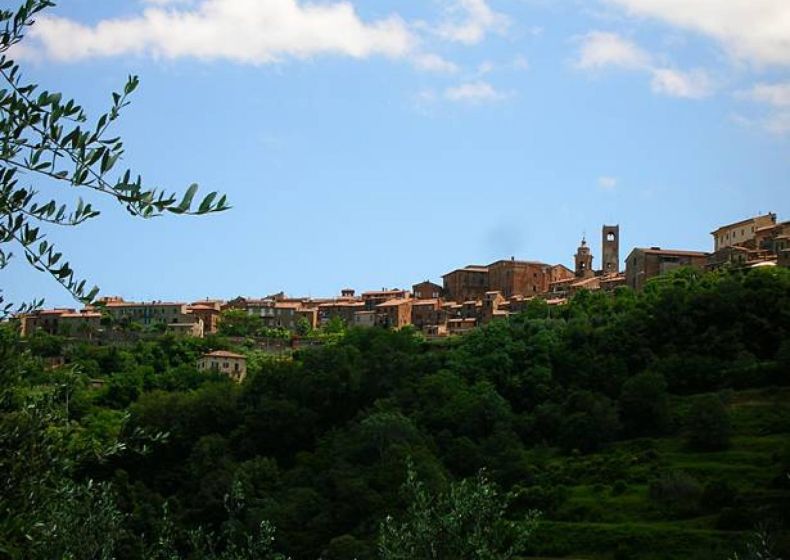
[2,267,789,559]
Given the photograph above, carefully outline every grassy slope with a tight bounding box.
[524,387,790,560]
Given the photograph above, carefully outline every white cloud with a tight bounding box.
[142,0,194,5]
[436,0,510,45]
[477,60,495,75]
[598,176,618,190]
[764,112,790,135]
[512,55,530,71]
[650,68,713,98]
[604,0,790,67]
[575,31,713,99]
[732,111,790,135]
[444,80,510,103]
[23,0,415,64]
[413,53,459,73]
[734,82,790,136]
[741,82,790,107]
[575,31,650,70]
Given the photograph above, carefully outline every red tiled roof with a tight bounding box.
[60,312,101,318]
[442,266,488,277]
[362,290,407,297]
[412,299,439,306]
[487,259,548,267]
[637,248,709,257]
[376,298,412,308]
[104,301,185,308]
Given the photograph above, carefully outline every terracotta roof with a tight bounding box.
[60,312,101,319]
[318,301,365,309]
[571,277,599,288]
[245,299,275,306]
[442,266,488,277]
[38,309,76,315]
[203,350,246,359]
[488,259,548,267]
[104,301,185,308]
[275,302,302,309]
[412,299,439,306]
[362,290,407,297]
[376,298,412,308]
[636,248,709,257]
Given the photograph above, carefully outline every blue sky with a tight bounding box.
[3,0,789,306]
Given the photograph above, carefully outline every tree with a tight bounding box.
[686,394,731,451]
[0,1,228,316]
[619,371,670,437]
[558,390,621,453]
[379,462,539,560]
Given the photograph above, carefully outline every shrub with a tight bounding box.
[686,394,732,451]
[619,371,670,436]
[649,471,702,517]
[701,479,737,510]
[716,507,752,531]
[611,480,628,496]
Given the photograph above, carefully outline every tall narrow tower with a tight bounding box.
[575,237,594,278]
[602,225,620,273]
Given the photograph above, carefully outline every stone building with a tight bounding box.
[411,299,443,331]
[412,281,443,300]
[488,258,556,298]
[481,291,507,323]
[100,299,197,329]
[708,214,788,269]
[625,247,709,291]
[188,301,222,334]
[353,310,377,328]
[198,350,247,383]
[602,225,620,273]
[442,266,489,302]
[361,289,409,310]
[375,298,413,329]
[318,300,365,326]
[711,213,776,251]
[19,308,101,338]
[574,238,594,279]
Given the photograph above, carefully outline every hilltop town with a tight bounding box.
[18,212,790,341]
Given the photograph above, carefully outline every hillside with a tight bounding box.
[1,267,789,559]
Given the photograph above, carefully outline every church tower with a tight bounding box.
[602,225,620,273]
[575,237,594,279]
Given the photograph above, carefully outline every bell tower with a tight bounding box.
[602,225,620,273]
[575,237,594,278]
